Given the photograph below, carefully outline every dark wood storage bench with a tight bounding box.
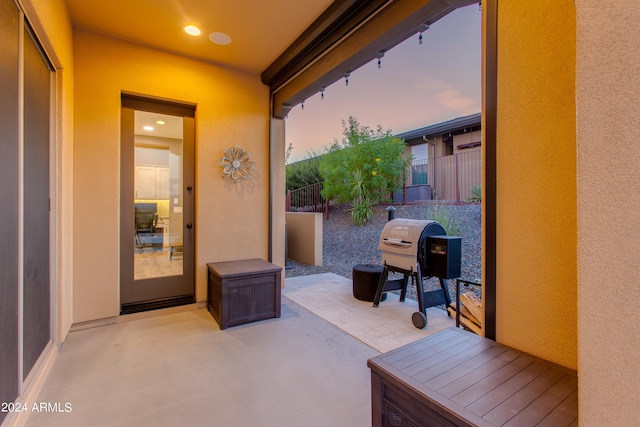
[207,258,282,330]
[368,327,578,426]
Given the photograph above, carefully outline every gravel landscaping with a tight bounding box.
[286,202,482,301]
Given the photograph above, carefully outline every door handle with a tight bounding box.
[186,223,193,229]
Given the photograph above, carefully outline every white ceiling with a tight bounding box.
[64,0,335,74]
[135,111,183,140]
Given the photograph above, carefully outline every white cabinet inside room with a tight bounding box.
[135,166,169,200]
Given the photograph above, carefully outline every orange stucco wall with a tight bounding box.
[72,30,270,323]
[493,1,577,369]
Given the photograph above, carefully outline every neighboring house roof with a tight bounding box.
[395,112,481,144]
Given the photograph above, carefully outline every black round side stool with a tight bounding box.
[352,264,386,302]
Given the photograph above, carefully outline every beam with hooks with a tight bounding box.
[266,0,478,118]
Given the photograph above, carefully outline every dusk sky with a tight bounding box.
[284,4,481,162]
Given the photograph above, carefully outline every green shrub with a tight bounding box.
[320,117,410,225]
[286,152,323,191]
[350,197,375,226]
[467,185,482,203]
[347,169,375,226]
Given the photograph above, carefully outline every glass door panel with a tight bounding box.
[22,22,51,382]
[133,111,183,280]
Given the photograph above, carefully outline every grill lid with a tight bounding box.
[379,219,441,257]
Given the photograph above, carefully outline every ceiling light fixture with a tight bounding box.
[209,32,232,45]
[184,25,201,36]
[143,126,154,131]
[156,120,165,125]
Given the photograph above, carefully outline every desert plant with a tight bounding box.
[467,185,482,202]
[424,203,465,236]
[348,169,375,225]
[350,195,376,226]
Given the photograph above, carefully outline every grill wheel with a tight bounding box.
[411,311,427,329]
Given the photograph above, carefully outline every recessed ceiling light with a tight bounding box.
[143,125,154,131]
[209,32,232,45]
[184,25,201,36]
[156,120,165,125]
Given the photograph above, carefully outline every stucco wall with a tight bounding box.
[73,30,270,323]
[576,1,640,423]
[285,212,323,266]
[270,118,287,279]
[494,1,577,368]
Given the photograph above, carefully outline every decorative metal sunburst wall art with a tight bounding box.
[219,145,256,183]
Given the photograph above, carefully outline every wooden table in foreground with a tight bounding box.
[207,258,281,330]
[368,327,578,426]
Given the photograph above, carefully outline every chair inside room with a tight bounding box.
[134,210,158,253]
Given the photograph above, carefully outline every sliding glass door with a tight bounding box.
[0,1,21,418]
[0,1,53,421]
[22,20,52,383]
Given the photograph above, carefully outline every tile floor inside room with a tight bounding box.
[21,274,455,427]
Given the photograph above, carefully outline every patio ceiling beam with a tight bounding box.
[262,0,389,91]
[266,0,478,118]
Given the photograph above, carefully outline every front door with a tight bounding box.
[120,95,195,313]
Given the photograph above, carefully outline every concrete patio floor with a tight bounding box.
[22,273,454,427]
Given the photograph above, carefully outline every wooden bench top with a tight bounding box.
[207,258,281,278]
[368,327,578,426]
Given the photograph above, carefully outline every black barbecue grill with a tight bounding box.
[373,218,461,328]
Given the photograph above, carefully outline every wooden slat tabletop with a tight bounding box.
[368,327,578,426]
